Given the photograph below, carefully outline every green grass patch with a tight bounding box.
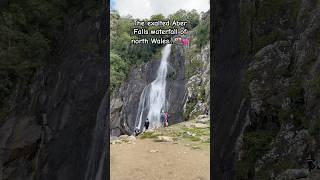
[140,131,162,139]
[188,136,201,141]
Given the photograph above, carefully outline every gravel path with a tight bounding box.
[110,138,210,180]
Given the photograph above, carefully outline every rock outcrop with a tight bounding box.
[184,42,210,119]
[234,0,320,179]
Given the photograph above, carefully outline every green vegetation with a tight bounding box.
[110,52,129,92]
[183,100,197,120]
[168,9,200,30]
[138,120,210,151]
[185,55,203,79]
[236,130,276,179]
[140,131,162,139]
[243,131,275,161]
[194,21,209,49]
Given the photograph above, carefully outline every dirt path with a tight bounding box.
[110,138,210,180]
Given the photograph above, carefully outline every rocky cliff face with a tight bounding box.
[183,42,210,120]
[110,45,186,136]
[0,12,108,180]
[235,0,320,179]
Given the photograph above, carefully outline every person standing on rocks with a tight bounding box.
[165,112,169,127]
[160,110,166,127]
[144,118,150,131]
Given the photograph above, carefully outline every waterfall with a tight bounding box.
[135,44,172,130]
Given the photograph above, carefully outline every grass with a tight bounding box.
[140,131,162,139]
[136,119,210,152]
[188,136,201,141]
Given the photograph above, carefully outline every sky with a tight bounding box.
[110,0,210,19]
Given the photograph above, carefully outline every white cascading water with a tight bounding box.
[135,44,172,130]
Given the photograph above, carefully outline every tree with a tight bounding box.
[186,9,200,29]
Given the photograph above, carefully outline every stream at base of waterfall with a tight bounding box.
[135,44,172,131]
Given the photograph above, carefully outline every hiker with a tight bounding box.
[307,153,316,172]
[144,118,150,131]
[160,110,166,127]
[165,112,169,127]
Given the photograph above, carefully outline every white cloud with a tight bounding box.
[113,0,209,19]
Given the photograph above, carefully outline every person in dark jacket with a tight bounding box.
[160,110,165,127]
[144,118,150,131]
